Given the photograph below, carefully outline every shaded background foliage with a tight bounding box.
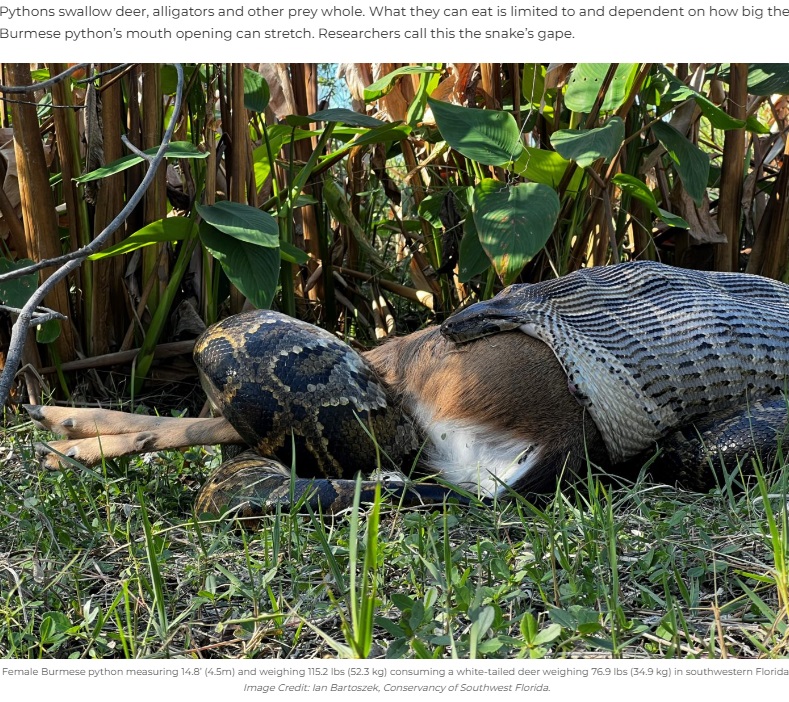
[0,62,788,409]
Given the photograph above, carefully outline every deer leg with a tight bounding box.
[25,405,243,469]
[24,404,240,439]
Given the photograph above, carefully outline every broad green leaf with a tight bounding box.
[656,207,690,228]
[76,142,208,183]
[252,151,273,191]
[418,190,466,229]
[662,70,745,130]
[262,125,320,154]
[160,64,201,95]
[196,201,279,247]
[335,122,411,149]
[30,68,51,83]
[477,638,504,654]
[0,258,37,307]
[364,66,439,102]
[611,173,664,217]
[243,68,270,113]
[0,258,61,343]
[376,219,422,234]
[520,611,539,642]
[88,217,196,260]
[458,216,491,283]
[252,126,318,189]
[292,194,318,208]
[576,619,603,635]
[36,319,61,344]
[285,109,386,128]
[533,623,562,646]
[511,147,584,191]
[386,638,410,658]
[408,601,426,631]
[472,180,560,284]
[549,605,602,634]
[428,98,523,166]
[746,116,770,135]
[417,196,442,229]
[374,616,407,638]
[521,63,546,106]
[390,593,415,611]
[407,67,442,127]
[198,222,279,310]
[410,639,433,658]
[279,240,309,265]
[564,64,638,113]
[320,123,412,166]
[612,174,689,228]
[39,615,55,644]
[550,117,625,168]
[652,121,709,206]
[264,125,387,186]
[716,63,789,97]
[747,64,789,95]
[469,606,496,643]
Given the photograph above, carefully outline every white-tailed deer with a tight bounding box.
[27,321,606,513]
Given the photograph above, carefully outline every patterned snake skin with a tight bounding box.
[193,311,464,517]
[194,262,789,518]
[442,261,789,462]
[194,311,419,478]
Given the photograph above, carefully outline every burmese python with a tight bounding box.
[193,261,789,518]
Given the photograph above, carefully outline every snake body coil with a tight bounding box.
[194,311,419,479]
[193,311,451,516]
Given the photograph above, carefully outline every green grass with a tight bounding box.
[1,409,788,659]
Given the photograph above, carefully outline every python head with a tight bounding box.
[440,284,538,343]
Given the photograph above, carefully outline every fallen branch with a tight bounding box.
[36,340,196,376]
[335,266,434,309]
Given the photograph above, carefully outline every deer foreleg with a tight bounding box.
[24,405,243,469]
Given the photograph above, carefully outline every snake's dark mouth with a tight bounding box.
[440,313,524,343]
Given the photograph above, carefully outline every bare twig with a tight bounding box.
[0,63,132,97]
[74,63,133,86]
[0,304,67,326]
[121,134,154,163]
[0,98,85,110]
[0,64,185,407]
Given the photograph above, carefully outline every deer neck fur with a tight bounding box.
[363,327,606,497]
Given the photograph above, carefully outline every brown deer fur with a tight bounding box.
[366,327,605,494]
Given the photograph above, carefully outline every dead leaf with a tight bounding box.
[670,183,727,244]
